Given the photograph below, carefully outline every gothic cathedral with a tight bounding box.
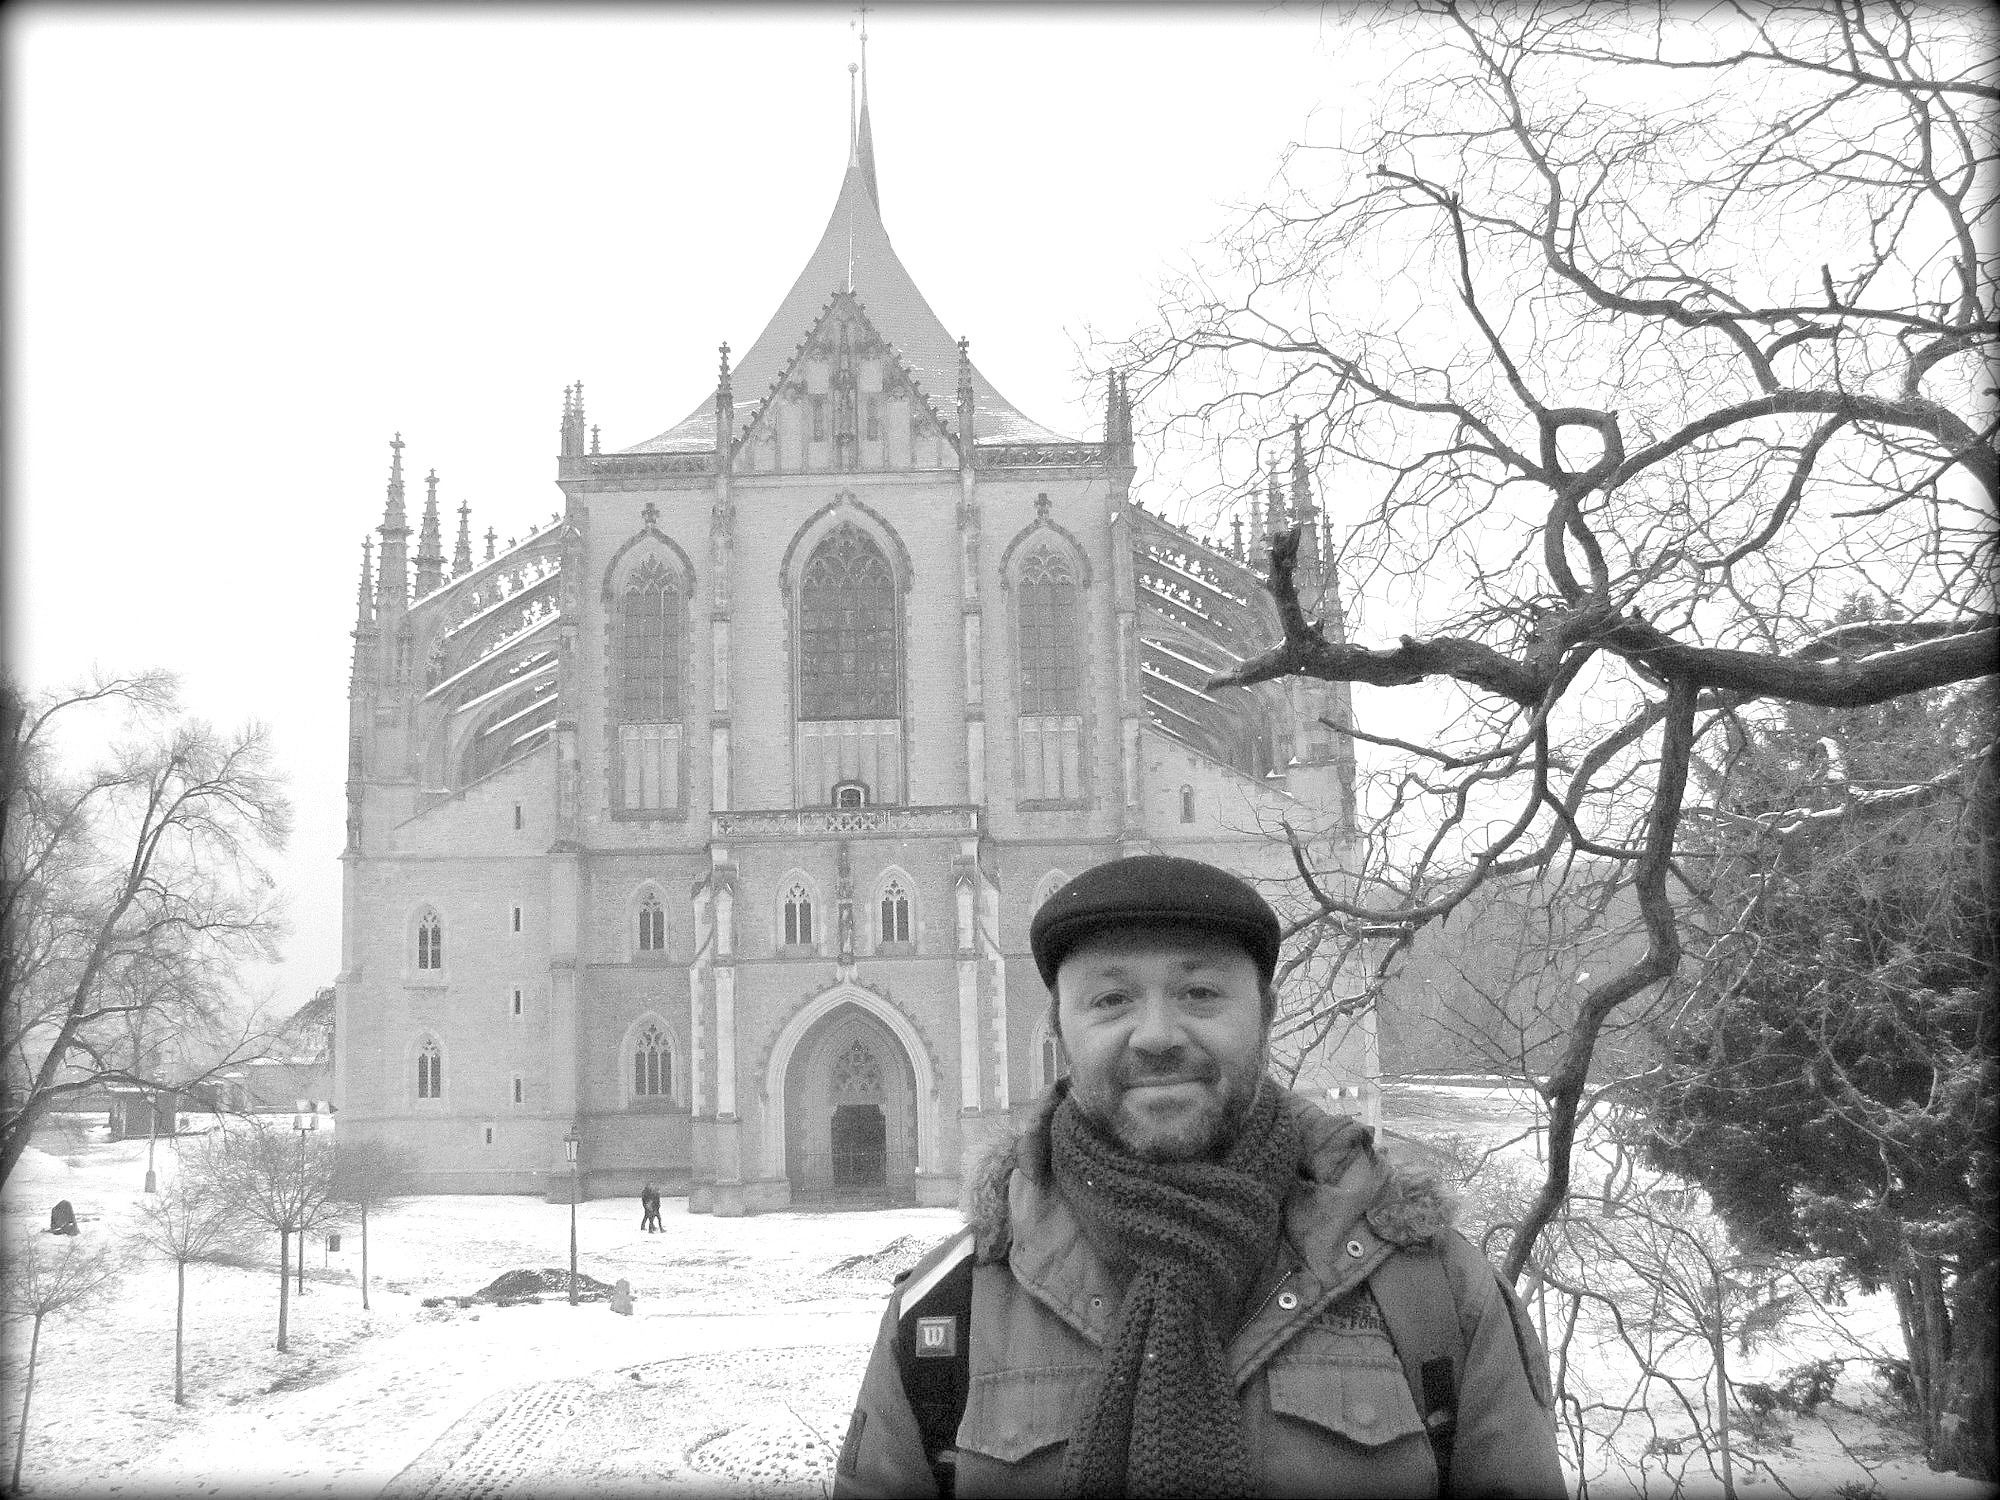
[335,86,1368,1211]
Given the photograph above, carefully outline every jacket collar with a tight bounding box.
[966,1084,1453,1345]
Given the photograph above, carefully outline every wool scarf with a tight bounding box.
[1051,1080,1300,1499]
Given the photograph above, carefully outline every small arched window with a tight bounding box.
[633,1022,670,1100]
[637,893,666,952]
[880,879,911,945]
[416,1039,443,1100]
[416,908,444,971]
[784,883,815,947]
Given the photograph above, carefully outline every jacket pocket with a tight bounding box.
[1268,1361,1427,1449]
[956,1365,1094,1464]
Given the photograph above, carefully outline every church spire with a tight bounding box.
[354,537,375,634]
[453,498,473,577]
[376,433,409,614]
[415,468,444,595]
[1290,419,1320,567]
[561,382,586,458]
[852,6,879,209]
[715,343,733,455]
[956,335,976,461]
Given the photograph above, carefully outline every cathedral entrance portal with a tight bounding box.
[784,1004,916,1206]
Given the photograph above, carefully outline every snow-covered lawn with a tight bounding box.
[1,1125,954,1496]
[0,1096,1985,1497]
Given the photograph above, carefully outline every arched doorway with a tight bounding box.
[783,1004,917,1205]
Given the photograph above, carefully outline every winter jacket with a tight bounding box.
[835,1090,1565,1498]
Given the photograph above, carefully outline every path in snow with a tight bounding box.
[389,1342,872,1498]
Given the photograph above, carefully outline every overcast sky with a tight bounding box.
[7,3,1395,1010]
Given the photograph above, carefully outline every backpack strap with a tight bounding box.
[1366,1240,1463,1493]
[891,1228,976,1498]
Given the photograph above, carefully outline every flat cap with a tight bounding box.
[1029,854,1280,990]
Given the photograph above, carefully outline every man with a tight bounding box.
[835,855,1563,1498]
[640,1182,663,1234]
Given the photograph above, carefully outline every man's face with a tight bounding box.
[1054,922,1268,1163]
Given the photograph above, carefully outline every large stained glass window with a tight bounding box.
[799,526,898,720]
[619,556,682,811]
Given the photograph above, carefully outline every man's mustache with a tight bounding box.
[1117,1052,1220,1088]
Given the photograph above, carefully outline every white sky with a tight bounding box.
[7,4,1389,1010]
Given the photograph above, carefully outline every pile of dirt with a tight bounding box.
[822,1234,935,1283]
[426,1266,620,1306]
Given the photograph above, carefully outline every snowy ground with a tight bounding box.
[0,1094,1985,1497]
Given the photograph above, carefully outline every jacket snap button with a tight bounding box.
[1346,1239,1365,1258]
[1090,1296,1103,1311]
[1276,1290,1299,1311]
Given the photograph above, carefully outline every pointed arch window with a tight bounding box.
[879,879,911,946]
[799,526,898,720]
[1018,550,1081,713]
[1017,549,1083,801]
[633,1022,671,1100]
[617,555,683,812]
[416,908,444,971]
[637,893,666,953]
[784,883,816,948]
[416,1039,443,1100]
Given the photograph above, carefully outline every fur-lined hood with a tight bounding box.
[965,1080,1454,1264]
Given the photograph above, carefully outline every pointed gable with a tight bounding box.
[624,152,1070,455]
[732,291,959,474]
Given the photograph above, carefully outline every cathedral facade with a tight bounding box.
[334,93,1368,1211]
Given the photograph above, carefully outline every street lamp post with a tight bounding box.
[564,1122,580,1307]
[291,1100,320,1297]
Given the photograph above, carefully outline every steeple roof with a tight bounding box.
[624,108,1069,454]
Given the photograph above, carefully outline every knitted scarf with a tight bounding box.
[1052,1080,1300,1498]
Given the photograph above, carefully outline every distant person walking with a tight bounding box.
[639,1182,662,1233]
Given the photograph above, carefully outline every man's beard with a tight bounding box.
[1080,1047,1267,1164]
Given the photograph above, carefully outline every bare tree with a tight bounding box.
[330,1136,415,1311]
[1120,1,1996,1282]
[132,1170,250,1404]
[201,1121,337,1351]
[1,672,292,1187]
[3,1235,124,1490]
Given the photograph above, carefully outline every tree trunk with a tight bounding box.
[360,1203,370,1311]
[297,1229,306,1296]
[11,1314,42,1490]
[1712,1268,1736,1500]
[277,1229,291,1351]
[174,1259,186,1405]
[1910,1249,1953,1462]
